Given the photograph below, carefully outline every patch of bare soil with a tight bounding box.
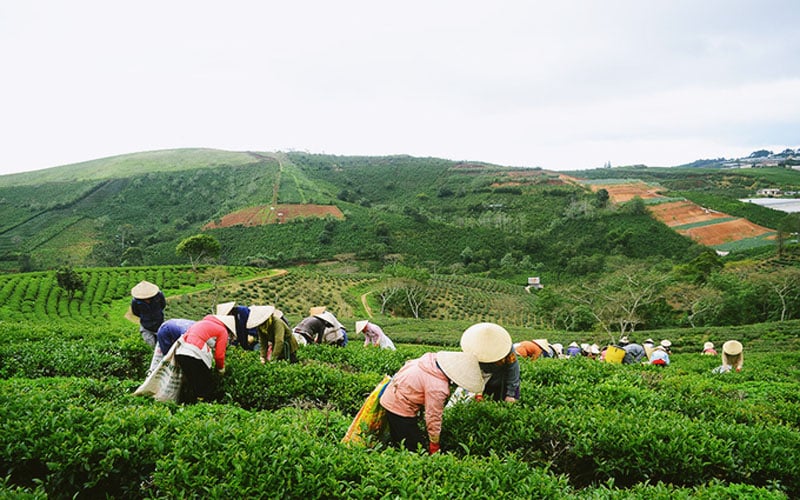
[204,204,344,229]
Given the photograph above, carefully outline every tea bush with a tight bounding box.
[0,381,786,499]
[1,305,798,497]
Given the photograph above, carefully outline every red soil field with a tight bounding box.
[648,201,729,227]
[588,182,663,203]
[575,179,775,247]
[204,204,345,229]
[677,218,775,246]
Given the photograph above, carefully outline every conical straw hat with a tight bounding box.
[315,311,342,329]
[131,281,160,299]
[213,315,236,334]
[436,351,484,393]
[355,320,369,333]
[216,301,236,316]
[246,305,276,329]
[722,340,742,355]
[532,339,550,352]
[460,322,512,363]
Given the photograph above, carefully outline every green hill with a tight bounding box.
[0,149,701,278]
[5,148,800,331]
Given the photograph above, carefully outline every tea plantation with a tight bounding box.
[1,266,798,498]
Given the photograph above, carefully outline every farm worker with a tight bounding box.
[622,343,647,364]
[702,342,718,356]
[513,340,543,360]
[357,320,396,350]
[379,351,484,454]
[246,305,298,363]
[713,340,743,374]
[217,301,257,350]
[460,322,520,402]
[293,310,345,346]
[551,343,564,358]
[566,342,582,357]
[147,318,196,373]
[649,345,670,366]
[642,338,655,359]
[533,339,555,358]
[175,314,234,403]
[130,280,167,348]
[582,343,600,359]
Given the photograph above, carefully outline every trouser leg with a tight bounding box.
[385,410,425,452]
[175,355,213,403]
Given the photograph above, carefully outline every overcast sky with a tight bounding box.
[1,1,798,175]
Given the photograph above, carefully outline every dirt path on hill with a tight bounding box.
[361,291,373,319]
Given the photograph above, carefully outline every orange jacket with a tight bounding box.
[515,340,543,360]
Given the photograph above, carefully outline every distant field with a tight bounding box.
[203,204,345,229]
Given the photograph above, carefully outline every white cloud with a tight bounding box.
[1,0,799,174]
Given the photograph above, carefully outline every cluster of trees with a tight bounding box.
[530,252,800,336]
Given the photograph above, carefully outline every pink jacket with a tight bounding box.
[182,315,229,369]
[379,352,450,441]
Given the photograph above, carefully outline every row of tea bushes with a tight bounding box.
[2,318,798,497]
[0,378,786,499]
[0,322,151,380]
[0,265,262,325]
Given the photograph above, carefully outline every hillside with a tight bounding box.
[0,149,701,284]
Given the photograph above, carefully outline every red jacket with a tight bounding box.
[182,315,229,369]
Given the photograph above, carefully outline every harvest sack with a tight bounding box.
[605,345,626,364]
[134,340,184,403]
[341,375,391,445]
[445,386,476,408]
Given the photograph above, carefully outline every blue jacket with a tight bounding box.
[157,318,196,354]
[131,292,166,331]
[622,343,646,364]
[231,306,258,349]
[480,352,521,400]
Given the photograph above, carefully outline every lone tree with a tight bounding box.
[176,234,221,270]
[56,266,85,301]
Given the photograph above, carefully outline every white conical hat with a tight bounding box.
[315,311,342,329]
[355,320,369,333]
[436,351,484,393]
[532,339,550,351]
[216,301,236,316]
[212,314,236,333]
[722,340,742,355]
[131,281,160,299]
[460,322,512,363]
[246,305,276,329]
[703,341,714,350]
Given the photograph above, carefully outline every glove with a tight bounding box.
[429,442,440,454]
[217,367,226,375]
